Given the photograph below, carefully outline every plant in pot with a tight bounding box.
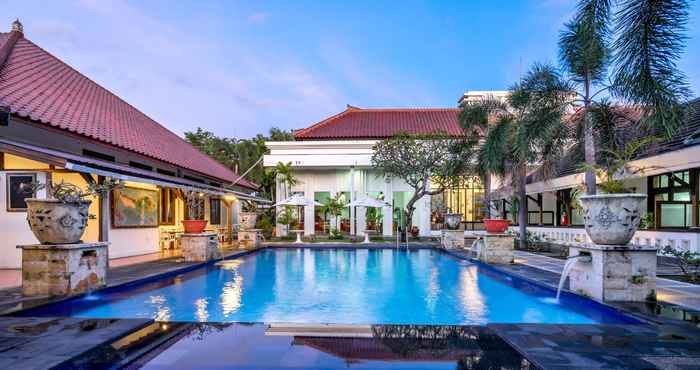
[483,198,512,234]
[26,179,123,244]
[240,200,258,230]
[577,138,654,245]
[182,190,207,233]
[443,208,463,231]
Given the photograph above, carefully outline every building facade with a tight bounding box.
[264,105,485,238]
[0,22,264,268]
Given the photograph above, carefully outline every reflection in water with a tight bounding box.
[459,268,486,324]
[425,267,440,314]
[195,298,209,322]
[303,248,315,285]
[150,295,171,322]
[219,259,245,317]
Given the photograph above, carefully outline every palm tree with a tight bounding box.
[459,98,508,220]
[274,161,297,199]
[319,193,347,233]
[468,64,573,248]
[559,0,691,195]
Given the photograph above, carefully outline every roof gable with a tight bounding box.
[294,106,464,140]
[0,31,257,190]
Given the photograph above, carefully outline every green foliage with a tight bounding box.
[577,137,656,193]
[639,212,654,230]
[275,205,297,228]
[274,161,298,188]
[662,245,700,282]
[329,228,343,240]
[183,190,206,219]
[183,127,294,198]
[30,178,123,203]
[558,0,611,84]
[318,193,347,231]
[254,213,274,238]
[371,131,476,228]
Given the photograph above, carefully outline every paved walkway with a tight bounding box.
[514,250,700,311]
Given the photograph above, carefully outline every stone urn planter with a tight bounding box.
[26,199,91,244]
[484,219,510,233]
[240,212,258,230]
[182,219,208,233]
[444,213,462,230]
[579,193,647,245]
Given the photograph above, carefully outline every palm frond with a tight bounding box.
[558,0,611,83]
[612,0,691,137]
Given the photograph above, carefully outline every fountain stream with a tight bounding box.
[556,254,592,301]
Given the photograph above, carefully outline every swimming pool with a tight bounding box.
[21,248,636,325]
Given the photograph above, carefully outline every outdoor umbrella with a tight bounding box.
[348,196,391,243]
[274,194,322,243]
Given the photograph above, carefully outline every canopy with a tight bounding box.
[348,196,391,208]
[274,193,322,207]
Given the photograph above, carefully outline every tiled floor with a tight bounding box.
[515,250,700,310]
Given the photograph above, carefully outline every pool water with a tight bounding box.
[24,248,635,325]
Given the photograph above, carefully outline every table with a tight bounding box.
[290,229,304,244]
[363,230,375,244]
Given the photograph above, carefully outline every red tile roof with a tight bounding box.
[0,30,257,190]
[294,105,464,140]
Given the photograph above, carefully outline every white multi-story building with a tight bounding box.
[264,104,485,238]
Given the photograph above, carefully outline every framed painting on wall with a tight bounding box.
[6,173,36,212]
[112,186,158,228]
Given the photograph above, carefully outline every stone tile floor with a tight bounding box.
[515,250,700,311]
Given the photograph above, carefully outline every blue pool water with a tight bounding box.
[24,248,636,325]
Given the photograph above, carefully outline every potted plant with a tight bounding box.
[182,190,207,233]
[240,200,258,230]
[444,208,462,230]
[578,138,652,245]
[25,179,123,244]
[483,199,511,233]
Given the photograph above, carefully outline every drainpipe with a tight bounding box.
[350,166,355,236]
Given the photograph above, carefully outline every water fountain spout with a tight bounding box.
[556,254,592,301]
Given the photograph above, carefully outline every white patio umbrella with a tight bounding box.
[348,196,391,243]
[274,194,322,243]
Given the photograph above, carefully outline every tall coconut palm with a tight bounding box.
[470,64,573,248]
[274,161,297,199]
[559,0,691,195]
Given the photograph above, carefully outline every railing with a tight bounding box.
[515,226,700,254]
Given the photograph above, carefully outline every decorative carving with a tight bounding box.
[595,205,621,229]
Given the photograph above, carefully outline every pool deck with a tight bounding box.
[0,243,699,369]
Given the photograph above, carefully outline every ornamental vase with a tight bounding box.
[25,199,91,244]
[444,213,462,230]
[579,194,647,245]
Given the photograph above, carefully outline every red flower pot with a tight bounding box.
[484,219,510,233]
[182,220,208,233]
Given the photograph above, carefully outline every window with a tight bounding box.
[159,188,177,225]
[650,170,694,228]
[430,177,484,230]
[209,198,221,225]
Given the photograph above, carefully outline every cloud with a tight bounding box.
[6,0,344,138]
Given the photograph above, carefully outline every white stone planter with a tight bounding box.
[444,213,462,230]
[579,193,646,245]
[25,199,91,244]
[240,212,258,229]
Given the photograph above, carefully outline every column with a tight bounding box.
[349,167,355,235]
[383,178,393,237]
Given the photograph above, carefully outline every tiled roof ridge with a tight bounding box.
[1,33,254,188]
[294,105,461,138]
[0,31,21,73]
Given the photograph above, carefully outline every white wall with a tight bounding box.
[0,171,48,268]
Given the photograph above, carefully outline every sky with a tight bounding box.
[2,0,699,139]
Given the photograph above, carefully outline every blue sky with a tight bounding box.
[3,0,699,138]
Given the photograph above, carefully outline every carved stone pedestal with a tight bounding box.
[441,230,464,250]
[473,233,514,264]
[181,233,221,262]
[17,242,109,296]
[238,229,262,248]
[568,244,657,302]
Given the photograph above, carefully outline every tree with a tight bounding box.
[274,161,297,200]
[184,126,294,198]
[473,64,573,248]
[459,98,509,219]
[371,131,475,234]
[319,193,347,233]
[559,0,691,195]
